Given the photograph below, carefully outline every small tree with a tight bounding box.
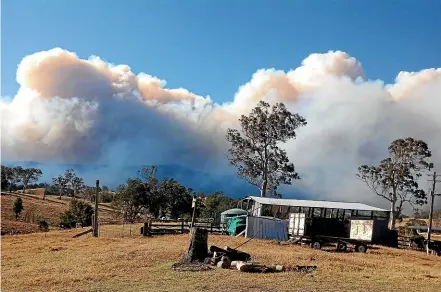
[112,166,166,222]
[157,178,192,219]
[357,137,433,229]
[226,101,307,197]
[10,166,23,192]
[83,186,96,202]
[18,168,43,193]
[138,166,163,217]
[60,200,94,228]
[1,165,13,190]
[112,179,150,223]
[52,175,69,200]
[13,197,24,220]
[64,168,75,184]
[64,168,75,195]
[71,176,85,199]
[100,186,114,203]
[38,220,49,232]
[201,191,237,221]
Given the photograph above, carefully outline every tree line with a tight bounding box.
[50,168,86,200]
[1,164,239,227]
[1,166,43,193]
[111,166,238,223]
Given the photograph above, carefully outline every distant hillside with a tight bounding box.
[4,161,309,199]
[1,191,118,235]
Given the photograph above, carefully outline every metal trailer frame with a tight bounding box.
[294,235,370,253]
[425,240,441,256]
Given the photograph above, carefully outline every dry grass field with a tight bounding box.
[1,193,68,234]
[2,226,441,292]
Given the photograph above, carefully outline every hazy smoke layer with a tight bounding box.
[2,48,440,209]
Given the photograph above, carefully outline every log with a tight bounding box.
[266,265,286,272]
[214,255,232,269]
[184,227,208,263]
[236,261,250,272]
[221,256,231,267]
[210,245,227,253]
[209,245,251,262]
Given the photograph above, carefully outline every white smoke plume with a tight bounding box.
[1,48,441,210]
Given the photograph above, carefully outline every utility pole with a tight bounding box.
[93,179,99,237]
[426,172,441,254]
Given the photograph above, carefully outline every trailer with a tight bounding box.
[289,213,390,252]
[295,235,370,252]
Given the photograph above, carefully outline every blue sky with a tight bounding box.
[2,0,441,103]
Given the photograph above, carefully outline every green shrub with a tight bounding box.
[13,197,23,219]
[38,220,49,232]
[101,191,114,203]
[44,185,59,196]
[60,200,94,228]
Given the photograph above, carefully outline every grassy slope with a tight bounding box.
[1,193,68,234]
[1,191,119,235]
[2,228,441,292]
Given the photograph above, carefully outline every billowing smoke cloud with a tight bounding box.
[2,48,441,210]
[1,48,222,168]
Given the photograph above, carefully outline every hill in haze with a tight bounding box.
[4,161,309,199]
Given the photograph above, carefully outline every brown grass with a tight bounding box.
[26,188,46,197]
[1,193,68,234]
[2,226,441,292]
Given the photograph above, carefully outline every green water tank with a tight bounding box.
[220,208,248,224]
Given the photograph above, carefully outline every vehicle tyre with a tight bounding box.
[336,242,347,252]
[355,244,367,253]
[311,240,322,249]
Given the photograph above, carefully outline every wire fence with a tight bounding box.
[96,223,144,238]
[73,219,228,239]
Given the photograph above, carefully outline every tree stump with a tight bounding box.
[184,227,208,263]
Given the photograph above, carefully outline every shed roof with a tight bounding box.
[221,208,248,215]
[246,196,388,212]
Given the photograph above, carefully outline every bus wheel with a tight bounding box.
[336,242,347,252]
[355,244,367,253]
[311,241,322,249]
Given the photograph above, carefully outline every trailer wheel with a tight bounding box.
[355,244,368,253]
[311,241,322,249]
[336,242,347,252]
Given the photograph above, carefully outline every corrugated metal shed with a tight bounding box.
[247,196,388,212]
[245,216,288,241]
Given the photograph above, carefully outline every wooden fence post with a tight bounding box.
[93,180,99,237]
[181,220,184,234]
[142,222,148,236]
